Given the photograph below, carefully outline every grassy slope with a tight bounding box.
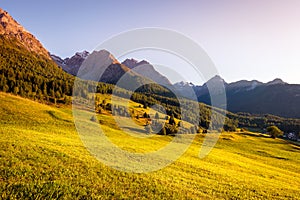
[0,92,299,199]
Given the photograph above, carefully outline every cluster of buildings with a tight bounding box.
[283,132,300,142]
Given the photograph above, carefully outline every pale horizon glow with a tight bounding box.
[2,0,300,85]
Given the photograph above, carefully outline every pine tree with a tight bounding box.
[145,124,152,134]
[169,115,176,125]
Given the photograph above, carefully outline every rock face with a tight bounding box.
[0,8,50,59]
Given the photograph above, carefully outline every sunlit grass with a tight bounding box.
[0,92,299,199]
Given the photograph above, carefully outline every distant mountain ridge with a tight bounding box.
[174,76,300,118]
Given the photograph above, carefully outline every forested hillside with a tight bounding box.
[0,36,73,103]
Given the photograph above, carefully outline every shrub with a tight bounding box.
[267,126,283,139]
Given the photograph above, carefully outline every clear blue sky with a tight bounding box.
[2,0,300,84]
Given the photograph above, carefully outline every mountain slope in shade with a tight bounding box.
[184,76,299,119]
[65,51,90,74]
[121,58,171,86]
[78,50,131,84]
[227,80,263,91]
[173,81,196,99]
[51,51,90,75]
[0,8,50,59]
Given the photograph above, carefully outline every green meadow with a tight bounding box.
[0,92,300,199]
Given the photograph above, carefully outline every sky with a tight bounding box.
[2,0,300,85]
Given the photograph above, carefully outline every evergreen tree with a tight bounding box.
[145,124,152,134]
[169,115,176,125]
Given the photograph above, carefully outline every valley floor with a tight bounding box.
[0,93,299,199]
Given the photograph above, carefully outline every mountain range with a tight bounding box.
[1,7,299,119]
[52,49,300,118]
[51,52,171,86]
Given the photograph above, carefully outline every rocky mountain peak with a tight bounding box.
[204,75,227,87]
[266,78,286,85]
[92,49,120,65]
[0,8,25,33]
[75,50,90,59]
[122,58,150,69]
[0,8,50,59]
[121,58,170,85]
[122,58,138,68]
[174,81,195,87]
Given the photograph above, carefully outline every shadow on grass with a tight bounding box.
[121,126,146,134]
[240,132,270,138]
[286,140,300,148]
[256,150,289,160]
[46,110,72,123]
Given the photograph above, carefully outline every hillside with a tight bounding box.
[0,35,74,103]
[0,92,300,199]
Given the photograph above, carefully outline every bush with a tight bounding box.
[267,126,283,139]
